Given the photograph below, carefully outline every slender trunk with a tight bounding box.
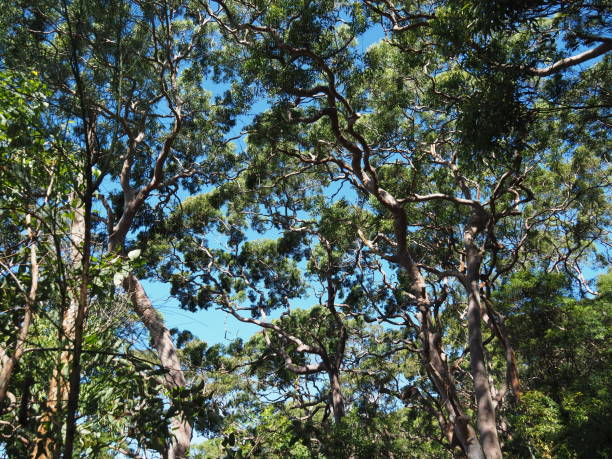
[32,295,79,459]
[32,204,85,459]
[0,215,38,405]
[108,192,193,456]
[125,274,192,458]
[329,368,345,423]
[418,307,484,459]
[482,296,521,400]
[0,309,34,404]
[322,268,346,424]
[63,174,93,457]
[464,241,502,459]
[466,278,502,459]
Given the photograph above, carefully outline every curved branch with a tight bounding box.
[527,41,611,77]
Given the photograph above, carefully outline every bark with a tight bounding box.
[32,204,85,459]
[482,297,521,400]
[464,216,503,459]
[417,307,484,459]
[460,418,486,459]
[125,274,192,458]
[466,280,502,459]
[63,165,93,458]
[31,363,68,459]
[329,369,345,423]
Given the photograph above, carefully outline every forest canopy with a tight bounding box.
[0,0,610,458]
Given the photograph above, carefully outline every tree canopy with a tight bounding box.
[0,0,610,457]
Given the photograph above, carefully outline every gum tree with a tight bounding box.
[197,0,611,456]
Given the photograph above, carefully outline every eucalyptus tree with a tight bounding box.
[0,48,184,459]
[211,320,449,458]
[0,68,92,456]
[0,0,241,456]
[0,0,608,456]
[139,164,442,452]
[195,0,611,457]
[144,188,353,423]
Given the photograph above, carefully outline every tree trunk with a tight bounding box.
[482,296,521,400]
[63,169,93,458]
[462,228,502,459]
[31,358,68,458]
[32,203,86,459]
[329,369,345,423]
[417,307,485,459]
[108,189,193,456]
[390,245,485,457]
[125,274,192,458]
[466,278,502,459]
[0,307,33,405]
[461,211,503,459]
[31,294,79,458]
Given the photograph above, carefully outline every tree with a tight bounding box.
[494,270,612,458]
[0,69,56,407]
[0,0,240,456]
[199,0,610,456]
[0,0,609,456]
[0,68,187,457]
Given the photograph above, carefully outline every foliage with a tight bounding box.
[0,0,609,457]
[497,270,612,458]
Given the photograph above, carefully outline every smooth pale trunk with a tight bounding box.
[126,274,192,458]
[404,252,486,458]
[467,277,502,459]
[0,299,34,404]
[110,192,193,457]
[0,217,37,406]
[415,298,485,458]
[463,213,503,459]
